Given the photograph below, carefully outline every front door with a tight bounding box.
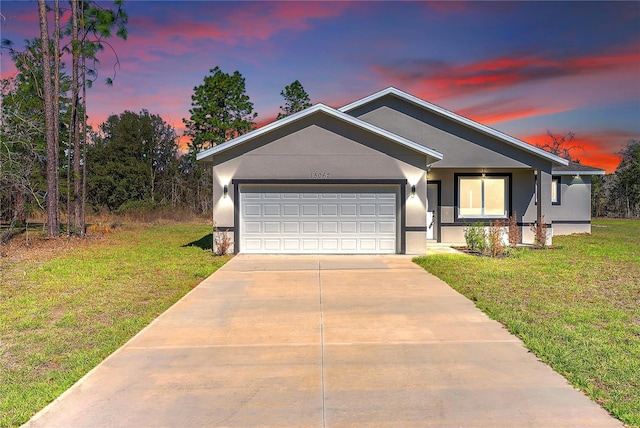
[427,182,439,241]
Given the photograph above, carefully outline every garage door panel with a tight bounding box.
[264,239,281,250]
[379,239,395,250]
[245,221,261,234]
[302,222,319,234]
[263,204,280,216]
[244,239,262,251]
[302,204,319,216]
[379,204,395,216]
[360,239,377,251]
[340,205,357,216]
[283,239,300,250]
[283,205,299,216]
[340,222,357,234]
[322,222,338,233]
[263,222,280,234]
[359,222,376,233]
[240,189,397,254]
[322,239,338,250]
[321,204,338,216]
[283,222,300,233]
[302,239,319,250]
[244,204,262,216]
[341,239,357,251]
[379,222,395,233]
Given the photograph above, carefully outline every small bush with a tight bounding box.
[464,222,486,253]
[213,224,233,256]
[508,211,520,246]
[530,216,548,248]
[487,220,506,257]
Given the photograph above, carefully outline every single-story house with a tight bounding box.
[197,87,605,254]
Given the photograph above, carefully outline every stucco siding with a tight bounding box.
[349,96,552,170]
[208,114,429,254]
[551,176,592,222]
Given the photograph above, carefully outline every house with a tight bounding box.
[196,87,605,254]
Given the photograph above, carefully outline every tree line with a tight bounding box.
[1,3,312,242]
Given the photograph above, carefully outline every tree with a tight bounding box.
[276,80,312,119]
[610,140,640,218]
[0,77,47,242]
[87,110,178,211]
[536,130,584,162]
[66,0,128,234]
[183,66,257,152]
[38,0,60,237]
[0,39,71,239]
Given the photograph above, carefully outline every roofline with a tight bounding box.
[553,170,606,176]
[196,103,443,162]
[339,87,570,166]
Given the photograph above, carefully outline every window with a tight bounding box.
[457,175,509,219]
[534,175,562,205]
[551,176,561,205]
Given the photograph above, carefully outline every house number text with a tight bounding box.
[310,172,331,179]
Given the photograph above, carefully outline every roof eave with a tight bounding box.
[197,103,443,163]
[554,170,606,176]
[340,87,569,166]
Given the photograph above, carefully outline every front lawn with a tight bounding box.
[0,224,228,427]
[414,218,640,427]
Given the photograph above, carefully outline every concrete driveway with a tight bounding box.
[26,255,620,427]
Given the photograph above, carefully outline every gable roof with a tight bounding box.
[196,103,443,163]
[552,161,605,175]
[339,87,569,166]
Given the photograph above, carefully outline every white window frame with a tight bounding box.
[456,174,509,220]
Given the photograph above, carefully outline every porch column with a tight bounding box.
[536,167,542,225]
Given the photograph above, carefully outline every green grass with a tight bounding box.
[0,224,228,427]
[414,219,640,427]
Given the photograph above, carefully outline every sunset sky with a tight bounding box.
[1,1,639,172]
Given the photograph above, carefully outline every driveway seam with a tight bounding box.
[317,260,327,428]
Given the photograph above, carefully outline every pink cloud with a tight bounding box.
[371,43,640,101]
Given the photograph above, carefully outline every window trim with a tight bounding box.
[551,175,561,205]
[454,173,512,222]
[534,174,562,205]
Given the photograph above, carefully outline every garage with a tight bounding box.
[197,102,443,254]
[239,185,398,254]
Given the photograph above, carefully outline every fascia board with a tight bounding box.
[340,87,569,166]
[554,170,606,176]
[197,103,443,162]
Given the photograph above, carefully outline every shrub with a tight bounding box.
[464,222,486,253]
[213,223,233,255]
[530,215,548,248]
[508,211,520,246]
[487,219,506,257]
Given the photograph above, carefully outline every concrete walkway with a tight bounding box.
[26,255,620,427]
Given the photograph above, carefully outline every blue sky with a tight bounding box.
[1,1,639,171]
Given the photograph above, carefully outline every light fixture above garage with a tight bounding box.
[411,185,416,198]
[223,185,228,198]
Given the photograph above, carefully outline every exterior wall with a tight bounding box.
[349,96,553,171]
[206,112,429,254]
[428,167,553,245]
[550,175,592,235]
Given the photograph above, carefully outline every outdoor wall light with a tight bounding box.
[411,184,416,198]
[223,185,228,198]
[481,168,486,178]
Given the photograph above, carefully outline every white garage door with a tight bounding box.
[240,188,397,254]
